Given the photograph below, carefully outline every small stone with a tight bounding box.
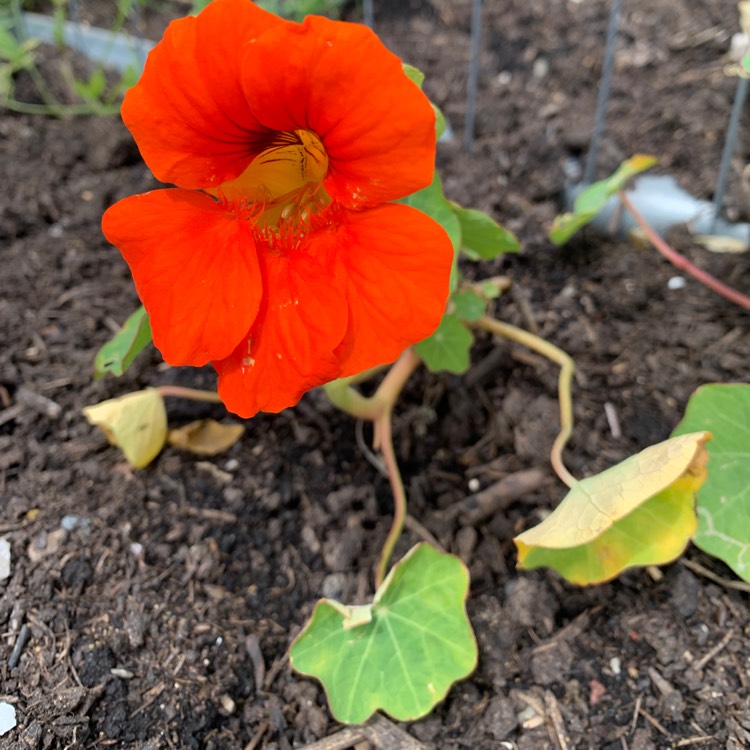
[0,538,10,581]
[61,515,91,533]
[0,702,16,736]
[219,694,236,714]
[667,276,686,290]
[110,668,134,679]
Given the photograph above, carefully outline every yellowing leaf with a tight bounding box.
[83,388,167,468]
[694,235,749,254]
[740,2,750,36]
[167,419,244,456]
[515,432,711,584]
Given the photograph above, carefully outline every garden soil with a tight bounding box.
[2,0,750,748]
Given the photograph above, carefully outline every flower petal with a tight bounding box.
[241,16,437,208]
[326,204,453,375]
[215,246,348,417]
[102,189,261,366]
[122,0,283,189]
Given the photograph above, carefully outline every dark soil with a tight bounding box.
[2,0,750,748]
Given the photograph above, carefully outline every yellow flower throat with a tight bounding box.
[213,129,330,231]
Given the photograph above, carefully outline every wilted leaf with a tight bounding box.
[168,419,244,456]
[83,388,167,468]
[672,384,750,581]
[290,543,477,724]
[94,306,152,378]
[515,432,711,584]
[549,154,657,245]
[415,313,473,374]
[694,235,749,254]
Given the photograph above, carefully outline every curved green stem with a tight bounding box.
[475,316,577,488]
[372,410,407,588]
[324,348,422,587]
[155,385,224,403]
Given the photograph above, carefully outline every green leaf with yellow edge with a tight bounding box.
[94,306,152,379]
[168,419,245,456]
[515,432,711,585]
[672,384,750,582]
[82,388,167,468]
[452,204,520,260]
[290,543,477,724]
[549,154,657,246]
[414,313,473,374]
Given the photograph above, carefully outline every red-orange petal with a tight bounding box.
[122,0,284,189]
[102,189,262,366]
[320,204,453,375]
[214,245,348,418]
[241,16,437,208]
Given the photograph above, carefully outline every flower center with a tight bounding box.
[213,129,330,230]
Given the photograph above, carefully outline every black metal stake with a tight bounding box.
[711,76,749,233]
[464,0,483,152]
[583,0,621,184]
[363,0,374,29]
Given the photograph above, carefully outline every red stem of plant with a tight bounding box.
[619,190,750,311]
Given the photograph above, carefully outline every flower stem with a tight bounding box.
[155,385,224,403]
[619,190,750,311]
[372,410,407,588]
[323,348,422,588]
[475,316,577,488]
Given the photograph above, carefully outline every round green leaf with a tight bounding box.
[451,289,487,322]
[290,543,477,724]
[672,384,750,582]
[414,313,473,374]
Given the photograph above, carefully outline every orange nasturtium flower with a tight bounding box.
[102,0,452,418]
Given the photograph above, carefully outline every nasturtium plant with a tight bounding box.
[290,543,477,723]
[549,154,657,245]
[515,432,711,584]
[94,305,151,378]
[84,0,750,730]
[415,313,474,374]
[673,384,750,582]
[399,172,518,374]
[452,203,519,260]
[102,0,454,418]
